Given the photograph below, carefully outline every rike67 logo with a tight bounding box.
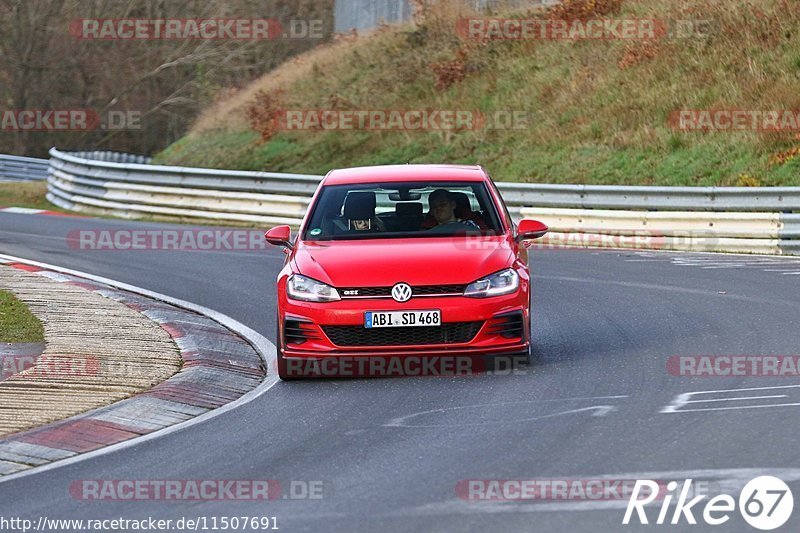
[624,476,793,530]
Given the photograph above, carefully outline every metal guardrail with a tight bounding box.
[496,183,800,212]
[0,155,49,182]
[46,148,320,226]
[66,151,153,165]
[44,147,800,255]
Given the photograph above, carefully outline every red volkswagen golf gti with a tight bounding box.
[264,165,548,379]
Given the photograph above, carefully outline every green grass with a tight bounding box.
[155,0,800,186]
[0,289,44,343]
[0,182,66,211]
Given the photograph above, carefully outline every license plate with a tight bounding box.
[365,310,441,328]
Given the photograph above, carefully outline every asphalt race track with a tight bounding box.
[1,211,800,532]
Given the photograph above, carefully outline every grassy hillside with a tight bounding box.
[156,0,800,186]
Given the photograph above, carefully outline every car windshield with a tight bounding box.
[302,181,503,240]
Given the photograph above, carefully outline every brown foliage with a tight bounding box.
[618,41,660,70]
[769,147,800,167]
[548,0,624,22]
[430,48,470,91]
[246,90,285,142]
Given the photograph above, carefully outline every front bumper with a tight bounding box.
[278,290,530,359]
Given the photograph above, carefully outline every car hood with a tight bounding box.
[291,236,514,287]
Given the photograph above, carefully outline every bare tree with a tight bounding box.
[0,0,334,156]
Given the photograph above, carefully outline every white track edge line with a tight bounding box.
[0,252,280,484]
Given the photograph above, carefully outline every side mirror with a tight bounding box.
[516,219,548,241]
[264,225,293,249]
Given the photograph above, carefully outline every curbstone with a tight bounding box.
[0,262,265,476]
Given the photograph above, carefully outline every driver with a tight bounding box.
[427,189,479,229]
[350,218,381,231]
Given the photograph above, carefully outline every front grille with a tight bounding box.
[413,284,467,295]
[338,284,467,298]
[321,321,484,347]
[340,287,390,297]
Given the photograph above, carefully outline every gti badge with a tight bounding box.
[391,283,412,303]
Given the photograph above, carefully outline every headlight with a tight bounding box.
[287,274,340,302]
[463,268,519,298]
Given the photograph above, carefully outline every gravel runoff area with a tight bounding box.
[0,259,266,477]
[0,264,182,437]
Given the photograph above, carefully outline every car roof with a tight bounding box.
[322,164,489,186]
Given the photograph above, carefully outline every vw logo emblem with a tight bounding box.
[391,283,412,303]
